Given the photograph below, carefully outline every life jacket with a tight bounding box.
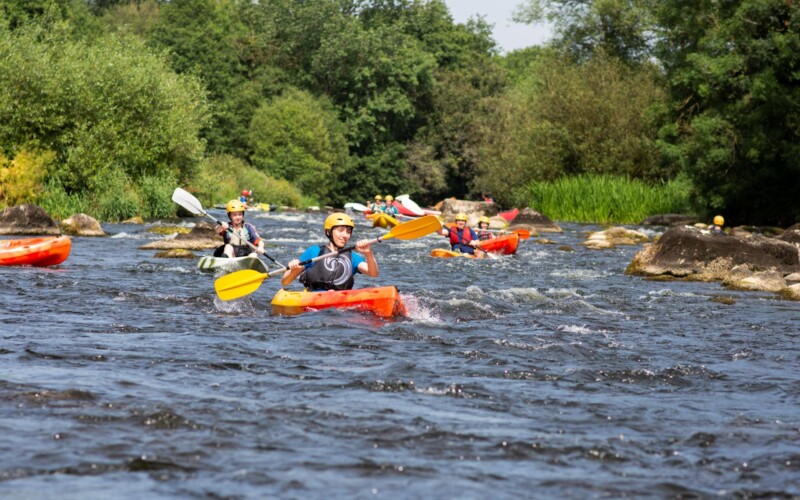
[477,230,493,241]
[299,245,355,291]
[223,222,261,257]
[448,226,473,246]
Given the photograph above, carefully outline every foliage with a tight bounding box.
[0,148,54,207]
[36,179,89,220]
[654,0,800,226]
[192,154,304,208]
[90,168,141,222]
[527,173,692,223]
[139,172,178,219]
[476,51,668,207]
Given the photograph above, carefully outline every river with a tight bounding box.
[1,210,799,498]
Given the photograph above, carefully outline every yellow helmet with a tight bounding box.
[226,199,246,213]
[454,212,468,222]
[713,215,724,226]
[478,216,490,225]
[375,195,382,201]
[324,213,355,232]
[385,195,393,202]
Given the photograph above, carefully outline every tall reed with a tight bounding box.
[526,174,692,224]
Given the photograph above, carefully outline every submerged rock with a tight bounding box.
[0,204,60,235]
[139,221,220,250]
[155,249,196,259]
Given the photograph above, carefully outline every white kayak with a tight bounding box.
[197,255,268,274]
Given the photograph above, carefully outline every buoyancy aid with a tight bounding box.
[448,226,473,246]
[299,245,355,291]
[223,222,261,257]
[477,230,493,241]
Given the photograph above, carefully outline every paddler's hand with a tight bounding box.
[216,222,229,234]
[287,258,302,270]
[355,239,372,254]
[248,252,257,258]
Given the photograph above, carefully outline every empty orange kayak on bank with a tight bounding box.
[0,236,72,266]
[271,286,406,317]
[477,233,520,255]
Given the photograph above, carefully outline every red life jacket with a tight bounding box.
[448,226,473,246]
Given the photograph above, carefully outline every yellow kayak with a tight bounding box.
[429,248,484,259]
[367,212,400,228]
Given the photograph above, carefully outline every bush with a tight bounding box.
[0,147,54,207]
[139,172,178,219]
[90,168,141,222]
[37,179,89,220]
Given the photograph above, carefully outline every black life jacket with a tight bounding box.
[299,245,355,291]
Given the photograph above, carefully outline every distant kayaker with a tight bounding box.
[710,215,725,234]
[239,190,251,209]
[370,195,383,213]
[383,195,399,216]
[281,213,378,291]
[214,199,265,258]
[476,216,495,241]
[439,212,485,257]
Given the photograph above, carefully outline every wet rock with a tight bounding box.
[122,216,144,224]
[440,199,498,224]
[155,249,196,259]
[147,225,192,235]
[783,283,800,300]
[785,272,800,282]
[508,208,561,233]
[534,238,557,245]
[583,227,649,250]
[627,225,800,299]
[709,296,736,305]
[641,214,698,226]
[139,221,220,250]
[0,204,60,235]
[777,227,800,244]
[61,213,105,237]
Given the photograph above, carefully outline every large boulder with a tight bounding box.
[777,227,800,244]
[61,213,106,237]
[640,214,698,226]
[0,204,60,235]
[627,225,800,299]
[509,208,562,233]
[138,221,220,250]
[583,227,649,250]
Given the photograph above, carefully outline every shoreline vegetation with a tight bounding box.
[0,1,797,226]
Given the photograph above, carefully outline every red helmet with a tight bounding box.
[241,190,250,196]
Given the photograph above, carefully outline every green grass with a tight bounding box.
[526,174,693,224]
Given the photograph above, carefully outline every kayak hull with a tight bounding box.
[197,255,267,274]
[367,212,399,228]
[271,286,406,317]
[430,248,484,259]
[499,208,519,222]
[0,236,72,267]
[478,233,520,255]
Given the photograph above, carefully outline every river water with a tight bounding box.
[1,210,798,499]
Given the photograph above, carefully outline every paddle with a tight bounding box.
[171,187,285,269]
[214,215,442,301]
[344,202,369,212]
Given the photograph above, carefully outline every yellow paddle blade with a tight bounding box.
[214,269,268,301]
[382,215,441,241]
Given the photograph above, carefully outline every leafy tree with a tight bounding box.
[248,88,350,204]
[655,0,800,225]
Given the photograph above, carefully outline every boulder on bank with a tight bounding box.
[640,214,698,226]
[0,204,60,235]
[440,199,498,221]
[583,227,649,250]
[627,225,800,299]
[509,208,561,233]
[61,213,105,237]
[138,221,220,250]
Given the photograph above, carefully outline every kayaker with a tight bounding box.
[281,213,378,291]
[214,199,265,258]
[239,190,251,209]
[476,216,495,241]
[370,195,383,213]
[439,213,485,257]
[710,215,725,235]
[383,195,399,216]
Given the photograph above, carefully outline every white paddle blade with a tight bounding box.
[172,187,205,216]
[344,202,369,212]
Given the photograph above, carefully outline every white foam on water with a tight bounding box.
[557,324,593,335]
[492,287,548,303]
[213,296,256,314]
[551,268,609,280]
[401,294,441,322]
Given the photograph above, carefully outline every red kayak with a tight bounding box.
[498,208,519,222]
[477,233,520,255]
[0,236,72,266]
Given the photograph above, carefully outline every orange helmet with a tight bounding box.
[241,190,250,196]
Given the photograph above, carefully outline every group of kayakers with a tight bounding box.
[368,195,399,217]
[214,198,507,292]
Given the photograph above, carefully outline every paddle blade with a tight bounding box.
[344,202,369,212]
[383,215,441,241]
[214,269,267,301]
[172,187,206,216]
[513,229,531,239]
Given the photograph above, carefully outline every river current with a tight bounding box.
[1,210,799,499]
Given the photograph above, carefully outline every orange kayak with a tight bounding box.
[477,233,520,255]
[271,286,406,317]
[0,236,72,266]
[429,248,484,259]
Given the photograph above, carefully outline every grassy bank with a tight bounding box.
[526,174,693,224]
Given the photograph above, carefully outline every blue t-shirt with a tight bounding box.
[299,245,366,273]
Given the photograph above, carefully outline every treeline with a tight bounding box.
[0,0,796,225]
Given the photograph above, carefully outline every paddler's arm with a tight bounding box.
[355,239,378,277]
[281,259,305,286]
